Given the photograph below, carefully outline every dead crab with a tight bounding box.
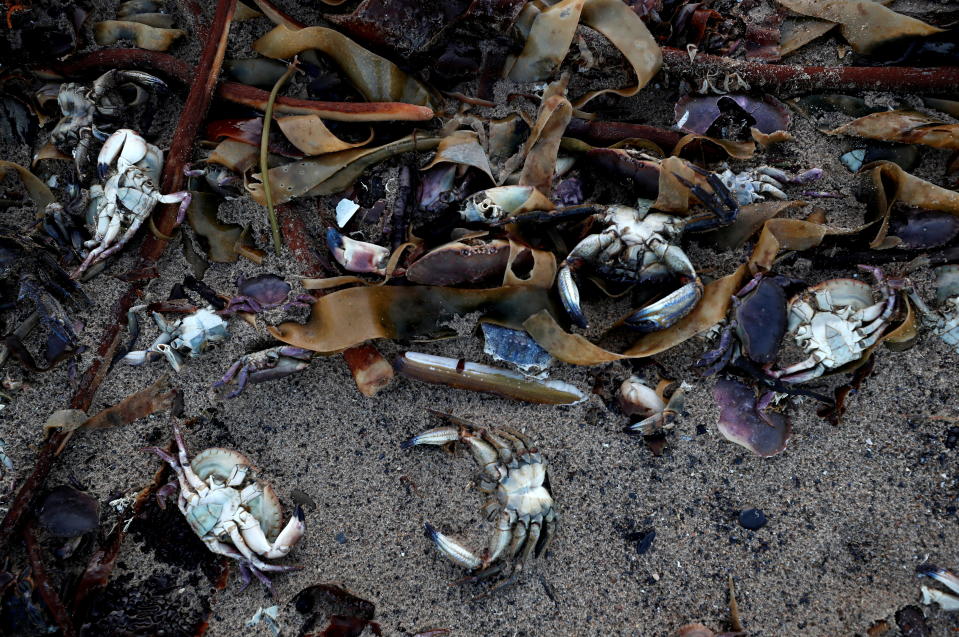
[771,265,901,383]
[73,128,191,278]
[716,166,822,206]
[122,306,228,371]
[219,274,314,316]
[555,169,739,331]
[213,345,313,398]
[144,423,305,590]
[51,69,166,177]
[403,414,557,591]
[908,264,959,353]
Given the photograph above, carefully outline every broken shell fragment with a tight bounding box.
[713,379,790,457]
[920,566,959,611]
[481,323,552,375]
[618,377,664,419]
[395,352,584,404]
[326,228,390,275]
[38,485,100,537]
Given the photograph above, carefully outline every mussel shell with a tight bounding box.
[38,485,99,537]
[482,323,552,374]
[889,210,959,249]
[736,279,788,364]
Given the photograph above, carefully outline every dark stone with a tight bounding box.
[738,508,767,530]
[335,532,347,544]
[895,604,931,637]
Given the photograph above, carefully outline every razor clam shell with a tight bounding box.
[396,352,583,405]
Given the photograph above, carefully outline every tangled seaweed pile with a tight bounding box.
[1,0,958,634]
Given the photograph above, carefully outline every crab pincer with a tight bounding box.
[141,424,306,591]
[403,415,557,593]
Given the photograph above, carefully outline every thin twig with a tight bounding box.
[662,47,959,95]
[261,58,300,256]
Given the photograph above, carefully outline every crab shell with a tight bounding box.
[935,265,959,305]
[786,278,879,365]
[406,238,527,286]
[190,447,283,540]
[460,186,553,223]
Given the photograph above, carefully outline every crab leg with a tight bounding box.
[486,511,514,566]
[424,523,483,570]
[235,506,306,559]
[624,279,703,332]
[171,424,208,492]
[400,426,459,449]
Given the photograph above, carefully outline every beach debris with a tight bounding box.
[219,274,313,316]
[698,272,805,376]
[919,566,959,611]
[396,352,585,405]
[0,565,56,635]
[895,605,931,637]
[403,412,558,592]
[825,110,959,151]
[889,212,959,250]
[335,198,360,227]
[674,94,791,137]
[73,129,192,278]
[0,440,12,476]
[1,224,88,367]
[247,605,281,636]
[37,485,99,537]
[481,324,552,376]
[713,378,791,457]
[43,376,177,452]
[555,171,738,331]
[619,377,689,437]
[677,575,744,636]
[772,266,901,383]
[214,345,313,398]
[51,69,167,177]
[123,307,228,371]
[715,165,820,207]
[290,583,381,636]
[737,508,767,531]
[908,265,959,353]
[326,228,391,275]
[342,343,394,397]
[143,423,306,591]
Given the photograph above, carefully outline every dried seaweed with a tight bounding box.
[277,116,374,156]
[249,135,442,205]
[422,130,494,183]
[94,20,186,51]
[0,160,56,210]
[254,25,436,107]
[826,111,959,151]
[776,0,943,54]
[866,162,959,249]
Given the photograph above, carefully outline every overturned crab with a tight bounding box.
[73,129,191,277]
[122,306,228,371]
[403,414,557,591]
[772,265,901,383]
[554,169,739,331]
[909,265,959,353]
[144,423,305,590]
[716,165,822,206]
[51,69,166,177]
[214,345,313,398]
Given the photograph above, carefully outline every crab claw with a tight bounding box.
[557,261,588,329]
[97,128,147,179]
[326,227,390,275]
[424,522,483,570]
[624,279,703,332]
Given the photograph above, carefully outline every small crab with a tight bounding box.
[698,271,806,376]
[554,168,740,331]
[144,423,305,591]
[219,274,314,316]
[909,264,959,353]
[122,307,228,371]
[403,414,557,592]
[73,129,191,278]
[213,345,313,398]
[51,69,166,177]
[771,265,901,383]
[716,166,822,206]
